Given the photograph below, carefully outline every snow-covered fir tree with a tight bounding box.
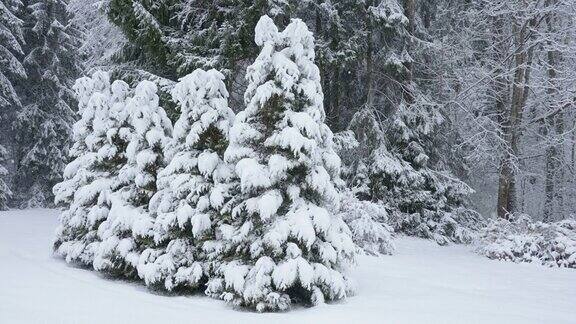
[94,80,172,277]
[368,100,481,245]
[12,0,81,207]
[205,16,355,312]
[332,0,481,245]
[54,72,133,267]
[53,71,117,265]
[137,69,235,291]
[88,79,139,274]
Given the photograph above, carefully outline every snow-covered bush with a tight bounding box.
[94,80,172,277]
[478,214,576,268]
[206,16,356,312]
[338,190,394,256]
[137,69,234,291]
[334,130,395,255]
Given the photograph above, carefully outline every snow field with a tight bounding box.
[1,209,575,324]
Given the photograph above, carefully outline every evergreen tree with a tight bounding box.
[206,16,355,312]
[13,0,81,207]
[94,80,172,277]
[336,1,480,244]
[68,0,126,70]
[368,100,481,244]
[1,0,26,208]
[105,0,293,82]
[334,126,395,256]
[137,69,234,291]
[310,0,412,130]
[54,71,128,266]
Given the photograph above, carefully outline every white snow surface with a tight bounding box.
[1,209,575,324]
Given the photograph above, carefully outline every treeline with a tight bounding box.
[0,0,81,208]
[1,0,575,224]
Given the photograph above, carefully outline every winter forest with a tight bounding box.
[1,0,576,322]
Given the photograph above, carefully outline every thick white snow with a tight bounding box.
[1,209,575,324]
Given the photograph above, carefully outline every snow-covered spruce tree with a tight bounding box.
[136,69,235,291]
[54,72,133,267]
[13,0,81,207]
[53,71,116,265]
[94,80,172,277]
[369,100,481,245]
[206,16,355,312]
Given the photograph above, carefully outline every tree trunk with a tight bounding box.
[493,16,510,219]
[543,2,564,221]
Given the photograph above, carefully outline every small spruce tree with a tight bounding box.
[137,69,235,291]
[207,16,355,312]
[94,80,172,277]
[369,100,481,245]
[53,71,116,265]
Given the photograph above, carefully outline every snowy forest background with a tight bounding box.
[1,0,576,313]
[2,0,576,221]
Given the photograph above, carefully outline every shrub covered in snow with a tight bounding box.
[205,16,356,312]
[338,190,394,256]
[478,214,576,268]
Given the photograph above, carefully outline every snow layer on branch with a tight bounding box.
[254,15,279,46]
[369,0,409,27]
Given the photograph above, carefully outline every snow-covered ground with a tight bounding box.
[1,209,575,324]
